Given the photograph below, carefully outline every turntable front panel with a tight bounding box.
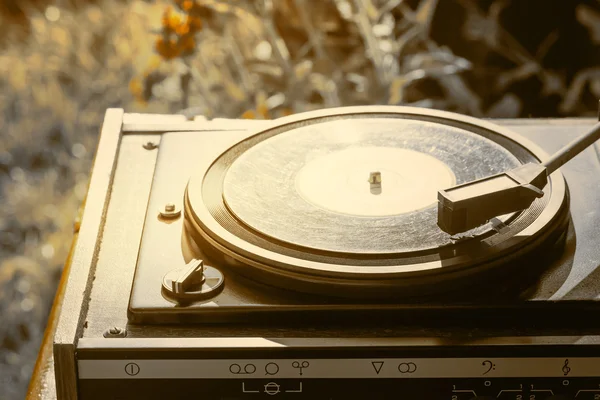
[76,337,600,400]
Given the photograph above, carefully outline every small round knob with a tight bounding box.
[159,202,181,219]
[162,259,224,302]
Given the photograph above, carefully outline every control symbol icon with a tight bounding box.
[372,361,384,374]
[562,359,571,376]
[285,382,303,393]
[265,362,279,376]
[482,360,496,375]
[124,363,140,376]
[292,361,310,375]
[398,362,417,374]
[229,363,256,375]
[242,382,259,393]
[264,382,280,395]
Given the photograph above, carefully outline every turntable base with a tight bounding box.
[37,109,600,400]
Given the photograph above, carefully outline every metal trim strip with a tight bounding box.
[53,109,124,400]
[77,336,600,349]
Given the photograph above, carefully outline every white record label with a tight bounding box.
[295,146,456,216]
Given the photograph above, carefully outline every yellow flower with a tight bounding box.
[179,35,196,54]
[129,78,147,104]
[155,37,180,59]
[175,22,190,36]
[182,0,194,11]
[241,110,257,119]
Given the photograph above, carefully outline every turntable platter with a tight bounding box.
[184,107,569,297]
[222,118,520,253]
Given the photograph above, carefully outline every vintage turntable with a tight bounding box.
[28,106,600,399]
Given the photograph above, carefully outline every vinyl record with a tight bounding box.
[184,106,569,298]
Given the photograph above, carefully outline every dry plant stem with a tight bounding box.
[353,0,390,87]
[293,0,326,59]
[226,25,254,94]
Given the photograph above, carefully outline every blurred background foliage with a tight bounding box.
[138,0,600,118]
[0,0,599,399]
